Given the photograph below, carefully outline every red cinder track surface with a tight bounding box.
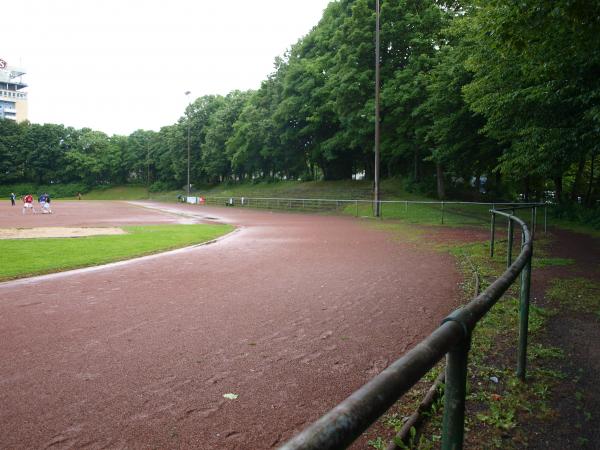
[0,201,461,449]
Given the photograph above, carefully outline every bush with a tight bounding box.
[551,203,600,230]
[149,180,177,192]
[0,183,88,199]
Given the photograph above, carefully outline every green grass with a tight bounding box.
[366,221,571,448]
[76,185,151,200]
[349,201,492,226]
[83,179,430,202]
[546,277,600,317]
[551,218,600,238]
[0,224,233,281]
[193,178,427,200]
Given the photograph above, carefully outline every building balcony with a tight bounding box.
[0,90,27,100]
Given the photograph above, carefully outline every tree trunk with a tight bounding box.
[585,151,596,206]
[554,175,563,203]
[570,155,586,201]
[413,148,419,181]
[436,163,445,199]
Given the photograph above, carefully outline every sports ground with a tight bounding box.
[0,201,461,448]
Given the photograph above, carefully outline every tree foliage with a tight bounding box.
[1,0,599,204]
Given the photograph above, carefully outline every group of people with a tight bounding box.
[11,192,53,215]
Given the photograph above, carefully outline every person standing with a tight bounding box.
[22,193,35,214]
[10,192,16,206]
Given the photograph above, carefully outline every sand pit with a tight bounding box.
[0,227,127,240]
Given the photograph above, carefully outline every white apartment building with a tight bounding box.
[0,58,28,122]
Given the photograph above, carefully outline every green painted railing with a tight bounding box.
[189,194,547,229]
[278,206,537,450]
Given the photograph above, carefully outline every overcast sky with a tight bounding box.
[2,0,332,136]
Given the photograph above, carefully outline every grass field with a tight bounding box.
[84,179,431,202]
[0,224,233,281]
[190,179,428,200]
[76,185,151,200]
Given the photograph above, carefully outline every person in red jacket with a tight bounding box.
[22,194,36,215]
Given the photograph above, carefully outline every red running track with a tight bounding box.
[0,201,461,449]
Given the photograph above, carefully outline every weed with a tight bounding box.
[367,436,386,449]
[546,278,600,316]
[363,220,569,448]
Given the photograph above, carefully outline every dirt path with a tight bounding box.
[0,201,462,449]
[525,228,600,449]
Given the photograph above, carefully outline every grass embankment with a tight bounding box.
[366,224,582,448]
[193,179,428,201]
[354,201,493,226]
[0,224,233,281]
[84,179,430,202]
[75,185,151,200]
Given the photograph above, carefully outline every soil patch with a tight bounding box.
[523,228,600,449]
[0,227,127,239]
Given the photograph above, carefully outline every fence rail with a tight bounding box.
[186,194,546,229]
[278,206,535,450]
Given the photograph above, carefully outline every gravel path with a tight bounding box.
[0,201,461,449]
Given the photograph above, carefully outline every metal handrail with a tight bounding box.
[201,195,541,206]
[280,208,534,450]
[195,195,546,228]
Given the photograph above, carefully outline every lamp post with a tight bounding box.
[185,90,191,198]
[374,0,381,217]
[146,140,150,198]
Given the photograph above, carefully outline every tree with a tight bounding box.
[461,0,600,201]
[202,90,252,182]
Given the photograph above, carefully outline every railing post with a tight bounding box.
[507,218,514,268]
[517,235,532,381]
[544,205,547,234]
[356,200,358,217]
[490,212,496,257]
[441,201,445,225]
[442,335,471,450]
[405,201,408,213]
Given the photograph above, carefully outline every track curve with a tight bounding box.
[0,201,461,449]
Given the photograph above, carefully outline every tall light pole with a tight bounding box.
[146,139,150,198]
[374,0,381,217]
[185,90,191,198]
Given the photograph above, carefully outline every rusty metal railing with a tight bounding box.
[192,195,547,228]
[279,207,536,450]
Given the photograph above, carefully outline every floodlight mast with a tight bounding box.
[185,91,191,198]
[374,0,381,217]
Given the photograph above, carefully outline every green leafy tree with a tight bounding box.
[461,0,600,201]
[202,90,252,182]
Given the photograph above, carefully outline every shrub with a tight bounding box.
[0,183,88,199]
[149,180,177,192]
[551,203,600,229]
